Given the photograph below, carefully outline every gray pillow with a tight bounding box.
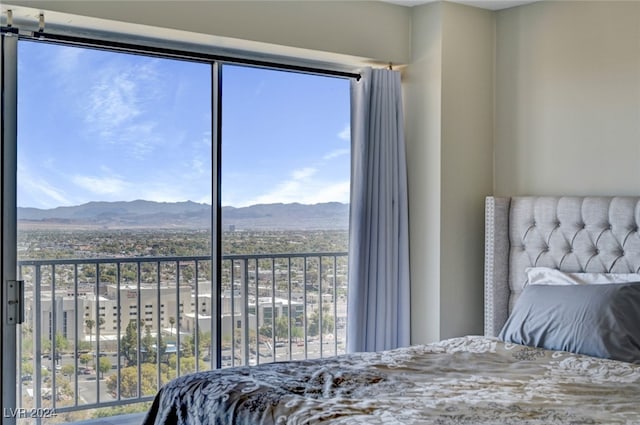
[498,283,640,363]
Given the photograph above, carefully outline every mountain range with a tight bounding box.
[17,200,349,231]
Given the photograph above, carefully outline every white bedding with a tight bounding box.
[143,336,640,425]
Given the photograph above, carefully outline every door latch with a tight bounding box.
[5,280,24,325]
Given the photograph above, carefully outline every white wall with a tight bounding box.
[405,2,494,343]
[495,1,640,196]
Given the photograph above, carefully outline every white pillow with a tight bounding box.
[525,267,640,286]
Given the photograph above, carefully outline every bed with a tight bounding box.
[143,196,640,425]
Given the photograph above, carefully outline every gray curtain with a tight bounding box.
[347,67,411,353]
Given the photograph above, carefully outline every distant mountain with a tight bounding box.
[222,202,348,230]
[17,200,349,230]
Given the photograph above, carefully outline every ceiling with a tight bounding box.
[382,0,537,10]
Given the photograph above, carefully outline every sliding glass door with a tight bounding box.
[9,39,213,423]
[1,33,350,424]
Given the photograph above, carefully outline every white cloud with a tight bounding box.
[136,178,212,204]
[194,193,213,205]
[323,148,350,160]
[82,61,164,159]
[17,163,72,208]
[190,158,206,175]
[20,177,72,208]
[66,175,208,205]
[88,73,141,132]
[338,125,350,141]
[123,121,160,157]
[292,167,317,180]
[54,46,83,73]
[308,180,350,204]
[242,166,349,206]
[35,185,71,206]
[139,188,192,203]
[246,180,350,206]
[71,175,127,195]
[200,131,212,148]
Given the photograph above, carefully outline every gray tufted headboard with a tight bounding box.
[484,196,640,337]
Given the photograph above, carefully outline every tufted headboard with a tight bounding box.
[484,196,640,337]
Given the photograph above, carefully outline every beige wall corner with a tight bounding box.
[405,1,444,345]
[406,1,494,343]
[440,1,494,339]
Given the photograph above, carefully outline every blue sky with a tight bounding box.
[17,41,350,209]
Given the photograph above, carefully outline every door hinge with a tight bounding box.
[5,279,24,325]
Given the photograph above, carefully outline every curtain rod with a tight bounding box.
[0,26,361,81]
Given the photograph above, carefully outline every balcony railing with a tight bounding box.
[15,252,348,423]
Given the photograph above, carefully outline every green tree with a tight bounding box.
[181,336,193,358]
[307,312,334,337]
[139,326,168,364]
[55,333,70,353]
[197,331,211,359]
[141,326,155,363]
[21,327,33,357]
[165,354,206,376]
[275,316,289,340]
[79,353,92,367]
[22,362,34,376]
[259,325,273,339]
[98,356,111,379]
[291,326,303,341]
[121,320,138,366]
[85,319,95,345]
[158,331,167,362]
[322,314,334,335]
[121,267,137,283]
[41,338,51,355]
[106,364,158,398]
[181,268,194,283]
[61,364,75,376]
[92,403,151,418]
[184,329,210,359]
[168,316,176,337]
[78,340,92,351]
[180,356,197,374]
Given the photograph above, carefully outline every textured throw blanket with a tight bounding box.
[142,336,640,424]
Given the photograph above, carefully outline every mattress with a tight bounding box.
[142,335,640,425]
